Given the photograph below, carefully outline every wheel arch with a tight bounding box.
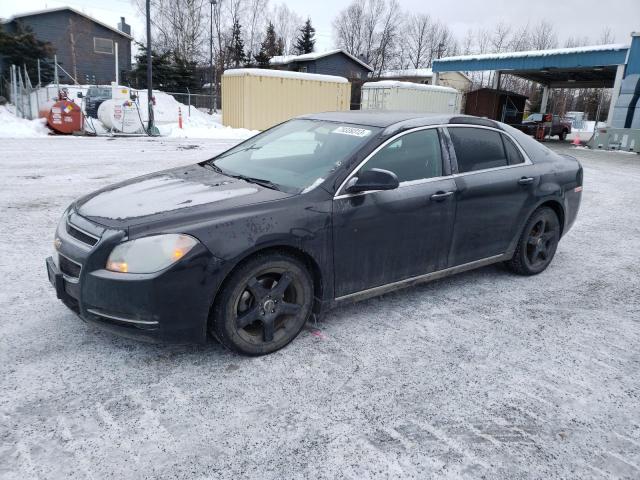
[507,197,566,256]
[538,199,566,237]
[209,244,326,326]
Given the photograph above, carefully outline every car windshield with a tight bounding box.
[207,119,379,193]
[525,114,543,122]
[87,87,111,98]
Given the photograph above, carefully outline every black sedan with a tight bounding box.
[46,112,583,355]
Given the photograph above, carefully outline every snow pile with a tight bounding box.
[223,68,348,83]
[159,115,258,140]
[0,105,49,138]
[380,68,434,78]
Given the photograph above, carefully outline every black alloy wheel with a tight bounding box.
[506,207,560,275]
[211,253,313,355]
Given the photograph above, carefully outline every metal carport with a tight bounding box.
[432,42,632,125]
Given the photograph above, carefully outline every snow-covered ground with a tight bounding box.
[4,85,257,139]
[0,137,639,479]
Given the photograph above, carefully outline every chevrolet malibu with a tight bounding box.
[46,112,583,355]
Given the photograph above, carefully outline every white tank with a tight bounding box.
[361,81,461,114]
[97,99,147,134]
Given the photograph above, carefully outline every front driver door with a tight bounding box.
[332,127,457,298]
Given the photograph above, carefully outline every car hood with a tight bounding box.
[75,164,293,230]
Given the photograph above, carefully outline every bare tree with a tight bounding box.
[599,27,615,44]
[529,20,558,50]
[333,0,403,74]
[244,0,269,59]
[135,0,208,62]
[404,13,431,68]
[270,3,303,55]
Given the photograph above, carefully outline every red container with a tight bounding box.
[47,100,83,134]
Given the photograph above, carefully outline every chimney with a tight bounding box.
[118,16,131,36]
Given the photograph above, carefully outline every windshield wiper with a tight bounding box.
[204,163,225,174]
[204,164,280,191]
[214,144,261,160]
[230,174,281,191]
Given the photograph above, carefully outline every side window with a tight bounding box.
[449,127,508,173]
[502,135,525,165]
[94,37,114,55]
[360,129,443,182]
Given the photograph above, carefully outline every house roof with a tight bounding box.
[3,6,133,40]
[270,49,374,72]
[379,68,472,82]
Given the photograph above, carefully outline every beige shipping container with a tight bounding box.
[222,69,351,131]
[360,81,461,114]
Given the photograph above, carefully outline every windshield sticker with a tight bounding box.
[332,126,372,137]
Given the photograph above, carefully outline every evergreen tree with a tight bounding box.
[131,43,175,89]
[0,23,55,84]
[254,22,283,67]
[228,20,246,68]
[172,55,200,91]
[294,18,315,55]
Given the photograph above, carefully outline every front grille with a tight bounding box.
[59,254,82,279]
[66,222,98,246]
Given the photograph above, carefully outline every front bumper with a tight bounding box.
[46,212,225,344]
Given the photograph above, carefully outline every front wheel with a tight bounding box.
[559,130,568,141]
[210,253,314,355]
[505,207,560,275]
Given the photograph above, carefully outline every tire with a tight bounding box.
[210,252,314,356]
[559,129,568,141]
[505,207,561,276]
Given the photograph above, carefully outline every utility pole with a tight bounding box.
[146,0,155,133]
[209,0,222,115]
[115,42,119,85]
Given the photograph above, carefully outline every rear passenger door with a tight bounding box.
[445,126,538,266]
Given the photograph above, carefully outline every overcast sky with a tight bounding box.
[1,0,638,52]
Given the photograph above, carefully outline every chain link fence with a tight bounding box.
[4,63,218,122]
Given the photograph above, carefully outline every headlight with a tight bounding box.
[106,234,199,273]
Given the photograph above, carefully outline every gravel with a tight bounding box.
[1,137,639,479]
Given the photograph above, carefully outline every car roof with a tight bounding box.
[299,111,502,130]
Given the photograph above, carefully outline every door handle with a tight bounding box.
[430,191,455,201]
[518,176,535,186]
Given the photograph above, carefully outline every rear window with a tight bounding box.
[502,135,524,165]
[448,127,508,173]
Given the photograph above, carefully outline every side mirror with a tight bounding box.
[345,168,399,194]
[77,92,83,98]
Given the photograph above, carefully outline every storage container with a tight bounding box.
[222,69,351,130]
[360,81,461,114]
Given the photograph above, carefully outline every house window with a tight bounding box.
[94,37,114,55]
[298,66,308,73]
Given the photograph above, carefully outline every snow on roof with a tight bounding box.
[269,49,374,72]
[363,80,458,93]
[380,68,434,78]
[223,68,349,83]
[437,43,629,63]
[3,6,133,40]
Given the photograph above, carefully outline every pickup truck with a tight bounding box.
[515,114,572,141]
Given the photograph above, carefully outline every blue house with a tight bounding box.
[2,7,132,85]
[270,49,373,81]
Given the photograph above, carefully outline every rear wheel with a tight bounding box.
[559,129,568,141]
[210,253,313,355]
[505,207,560,275]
